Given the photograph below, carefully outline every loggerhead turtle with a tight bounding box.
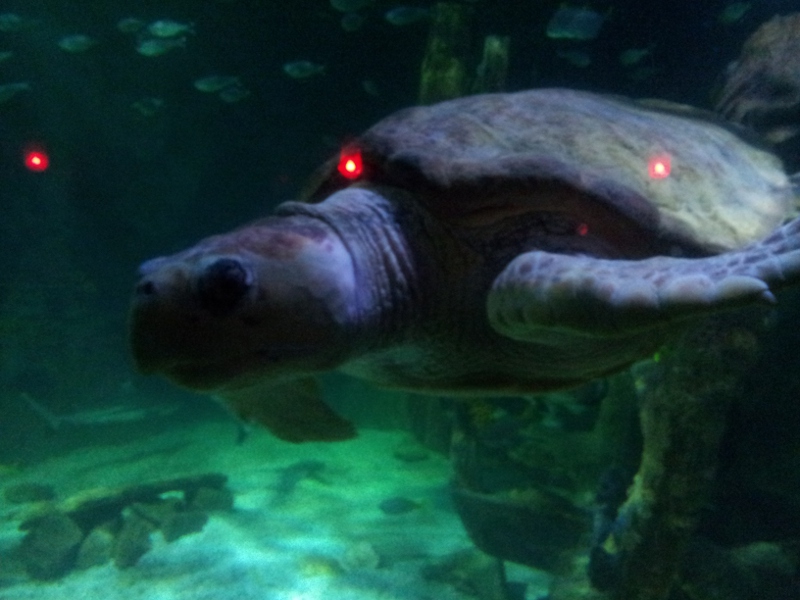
[129,88,800,442]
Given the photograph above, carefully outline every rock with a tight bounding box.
[160,511,208,542]
[422,548,511,600]
[189,486,234,512]
[75,525,115,570]
[18,512,83,580]
[392,439,431,463]
[113,510,154,568]
[339,540,381,571]
[129,499,182,527]
[4,482,56,504]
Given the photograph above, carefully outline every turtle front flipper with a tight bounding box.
[216,377,356,443]
[488,217,800,340]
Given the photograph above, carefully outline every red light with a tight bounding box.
[337,146,363,180]
[648,154,671,179]
[576,222,589,236]
[23,147,50,172]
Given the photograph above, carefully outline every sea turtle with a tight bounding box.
[129,88,800,442]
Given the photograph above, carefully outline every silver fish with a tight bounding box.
[282,60,325,79]
[719,2,751,25]
[147,19,194,38]
[384,6,430,26]
[546,6,606,41]
[0,82,30,103]
[131,96,165,117]
[117,17,145,34]
[136,36,186,57]
[0,13,35,32]
[58,34,97,53]
[218,84,251,103]
[340,12,365,32]
[619,47,651,67]
[330,0,373,13]
[193,75,241,93]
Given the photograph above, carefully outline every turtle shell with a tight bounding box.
[306,88,794,254]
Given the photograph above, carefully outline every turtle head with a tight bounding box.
[129,217,358,392]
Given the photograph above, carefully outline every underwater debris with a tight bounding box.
[283,59,326,79]
[546,6,607,41]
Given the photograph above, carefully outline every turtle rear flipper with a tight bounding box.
[488,217,800,340]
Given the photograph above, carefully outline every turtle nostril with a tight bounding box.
[135,280,157,296]
[197,258,251,316]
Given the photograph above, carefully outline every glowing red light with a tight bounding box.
[576,222,589,236]
[24,148,50,172]
[337,146,363,180]
[648,154,671,179]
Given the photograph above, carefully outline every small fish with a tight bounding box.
[0,51,13,63]
[330,0,373,13]
[362,79,380,97]
[384,6,430,26]
[117,17,145,34]
[618,47,651,67]
[270,460,327,506]
[546,6,606,41]
[0,81,30,103]
[340,12,365,32]
[136,36,186,57]
[0,13,35,32]
[218,84,251,103]
[58,34,97,53]
[193,75,240,93]
[131,96,165,117]
[557,49,592,68]
[282,60,325,79]
[718,2,751,25]
[147,19,194,38]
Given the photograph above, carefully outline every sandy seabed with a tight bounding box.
[0,417,548,600]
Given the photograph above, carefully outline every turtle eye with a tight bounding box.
[197,258,252,317]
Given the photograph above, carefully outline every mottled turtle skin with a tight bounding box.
[130,88,800,442]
